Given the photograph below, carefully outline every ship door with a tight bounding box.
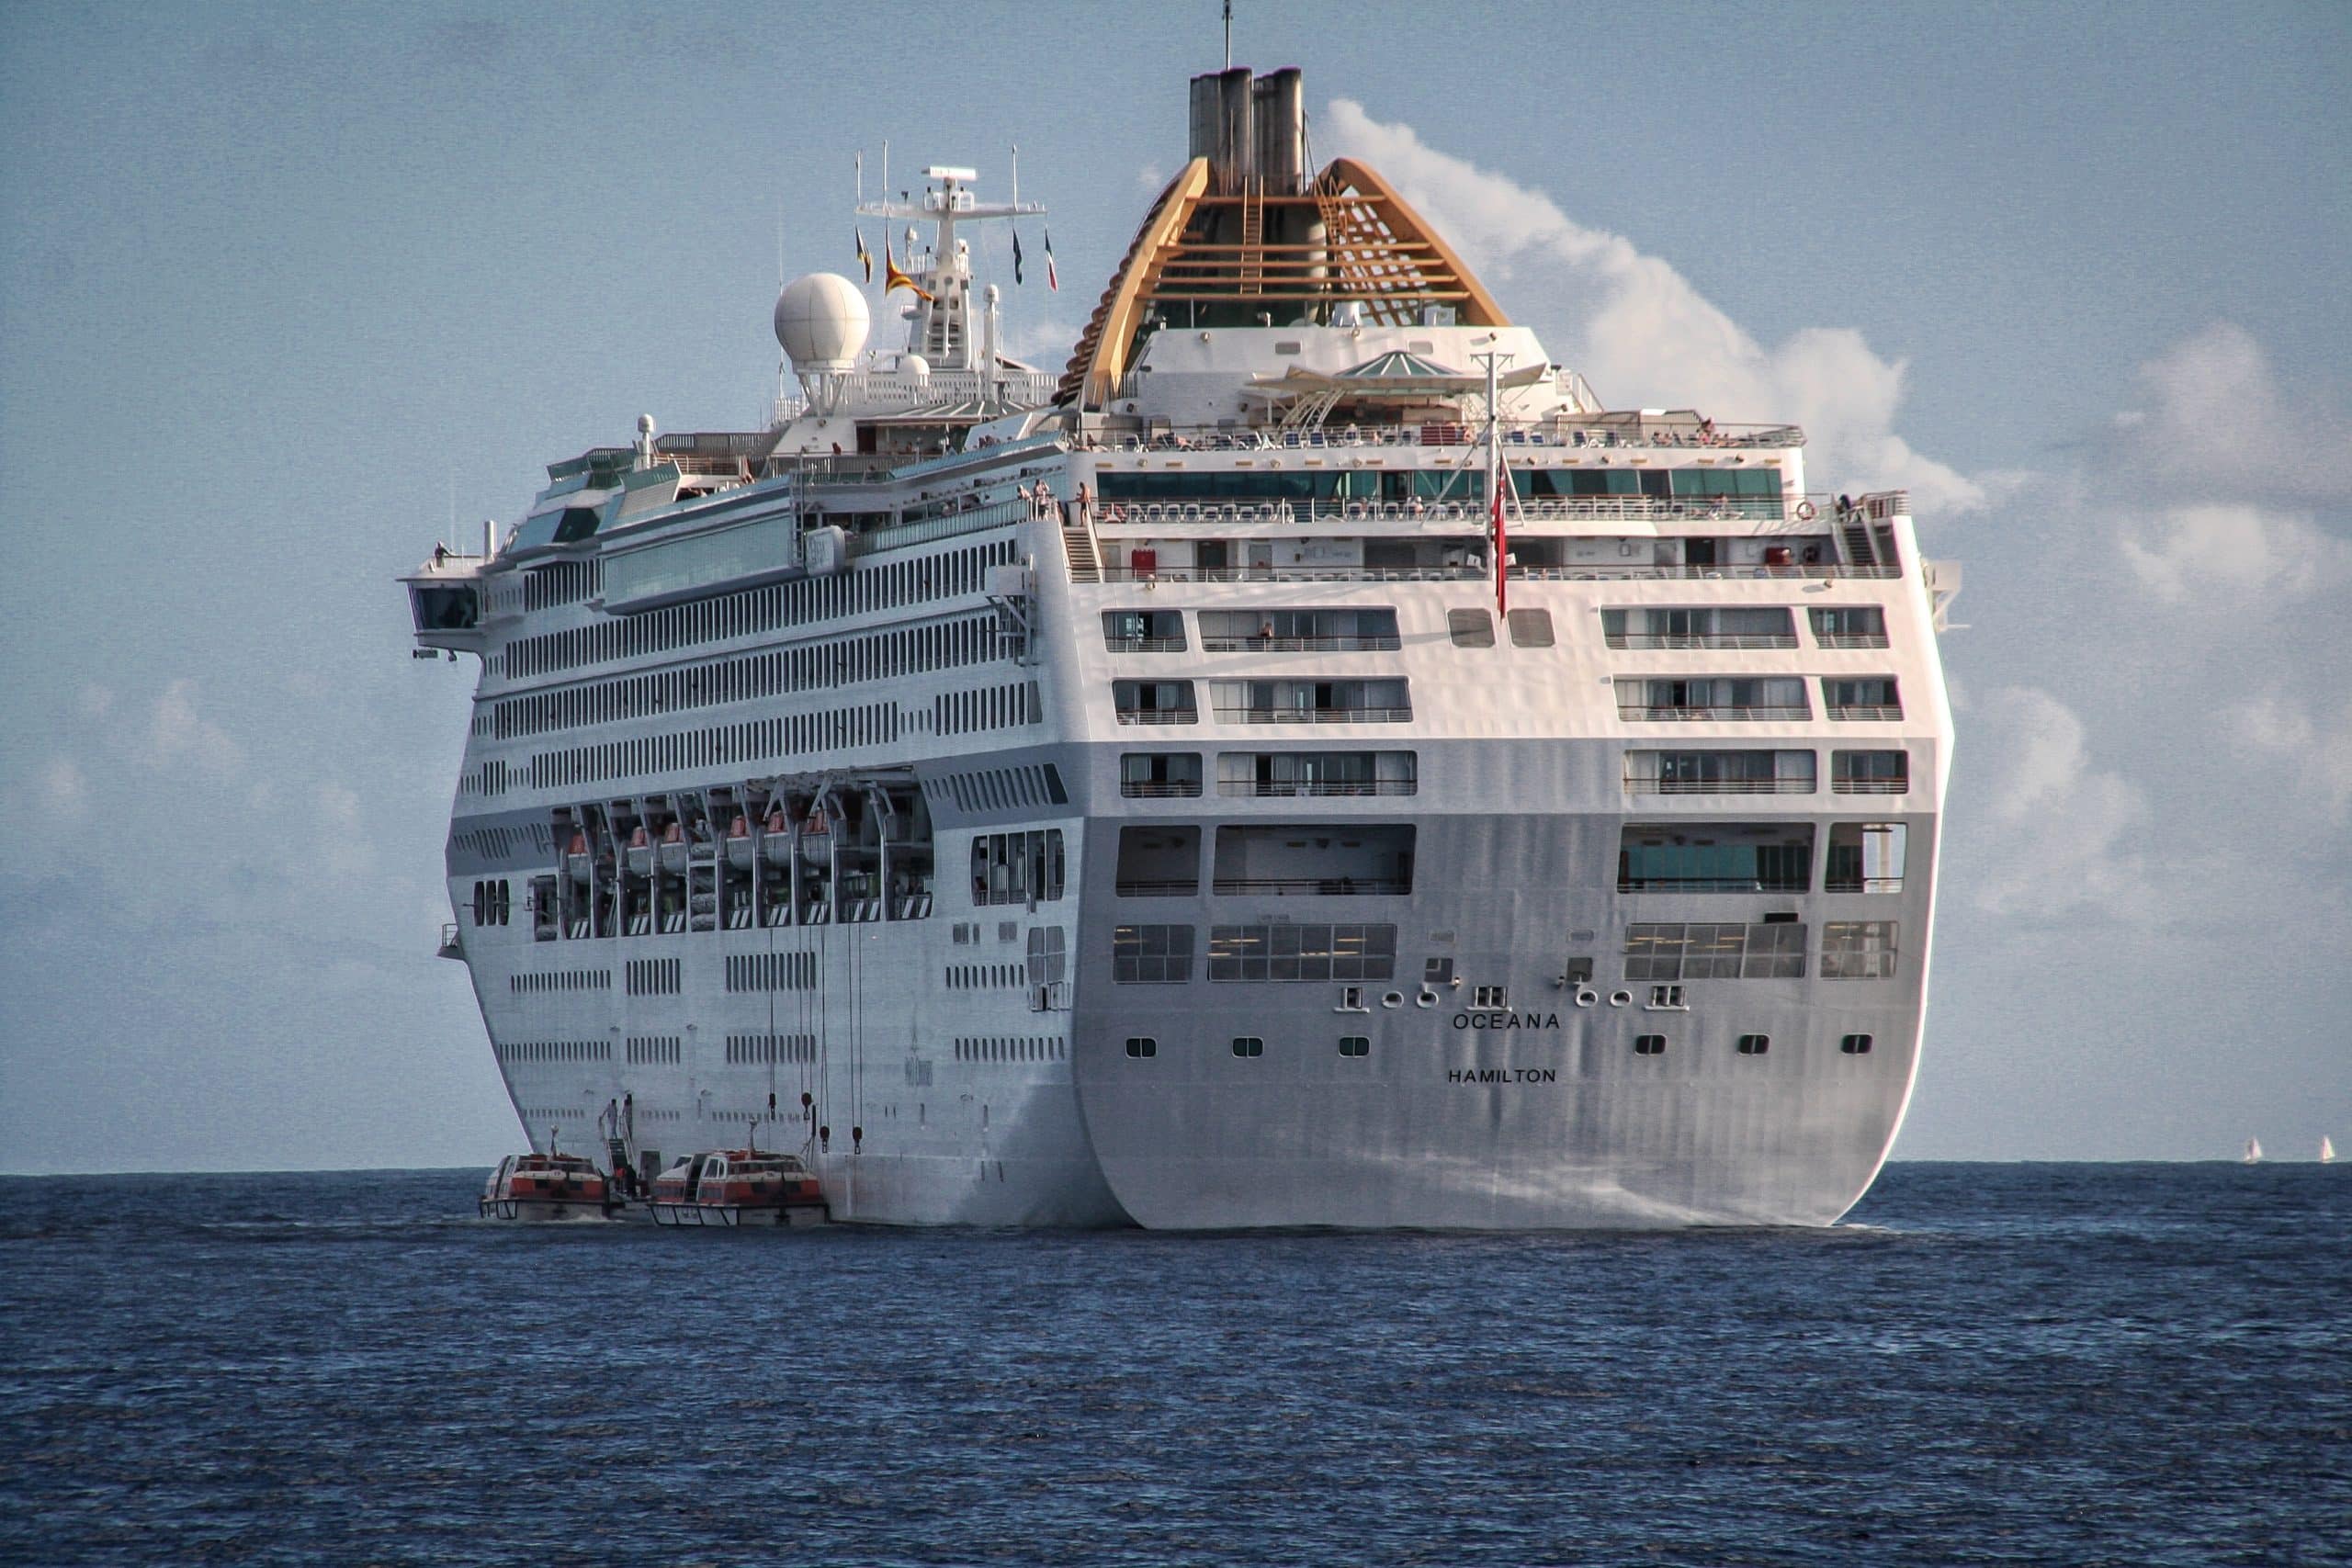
[1246,540,1274,578]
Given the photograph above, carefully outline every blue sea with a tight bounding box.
[2,1164,2345,1566]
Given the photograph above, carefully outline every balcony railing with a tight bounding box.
[1114,709,1199,726]
[1104,636,1188,653]
[1825,705,1904,721]
[1114,879,1199,897]
[1097,562,1898,585]
[1217,779,1419,797]
[1618,705,1811,723]
[1095,417,1805,453]
[1211,877,1411,897]
[1619,876,1812,894]
[1813,634,1892,649]
[1098,496,1786,527]
[1624,777,1815,795]
[1606,633,1799,650]
[1119,780,1204,797]
[1831,777,1910,795]
[1199,635,1403,653]
[1214,706,1414,725]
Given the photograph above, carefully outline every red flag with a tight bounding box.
[1492,456,1509,615]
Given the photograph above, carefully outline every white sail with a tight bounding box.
[2245,1137,2264,1164]
[2324,1136,2336,1165]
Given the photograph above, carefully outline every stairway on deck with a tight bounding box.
[1063,524,1101,582]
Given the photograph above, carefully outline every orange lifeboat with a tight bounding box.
[648,1149,827,1228]
[657,820,688,874]
[726,814,754,872]
[564,830,594,885]
[625,825,654,877]
[762,810,794,870]
[480,1152,613,1221]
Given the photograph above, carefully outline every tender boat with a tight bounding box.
[480,1151,613,1220]
[649,1148,828,1227]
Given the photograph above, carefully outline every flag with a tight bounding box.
[885,237,933,301]
[855,229,872,284]
[1044,226,1058,291]
[1492,454,1509,616]
[1012,228,1025,286]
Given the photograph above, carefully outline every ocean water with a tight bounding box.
[1,1164,2345,1567]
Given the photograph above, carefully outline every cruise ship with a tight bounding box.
[404,66,1957,1228]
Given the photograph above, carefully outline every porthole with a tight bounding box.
[1338,1036,1370,1058]
[1125,1036,1158,1059]
[1736,1034,1770,1056]
[1230,1036,1264,1058]
[1840,1033,1873,1055]
[1634,1034,1667,1056]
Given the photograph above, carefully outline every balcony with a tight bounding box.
[1120,779,1204,798]
[1618,705,1810,723]
[1215,706,1413,725]
[1104,636,1188,653]
[1114,708,1199,726]
[1831,777,1910,795]
[1218,779,1418,797]
[1199,634,1401,653]
[1114,879,1198,897]
[1606,633,1799,650]
[1813,634,1892,650]
[1825,705,1904,722]
[1211,877,1410,897]
[1624,776,1815,795]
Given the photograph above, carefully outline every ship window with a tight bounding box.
[1619,824,1815,894]
[1832,750,1909,795]
[1339,1036,1370,1058]
[1230,1036,1264,1058]
[1125,1036,1158,1058]
[1736,1034,1770,1055]
[1826,822,1907,893]
[1471,985,1508,1010]
[1623,922,1807,981]
[1113,924,1193,985]
[1447,609,1495,648]
[1840,1033,1874,1055]
[1634,1035,1667,1056]
[1823,921,1898,980]
[1646,986,1687,1010]
[1506,608,1555,648]
[1121,752,1203,798]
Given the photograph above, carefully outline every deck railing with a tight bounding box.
[1213,706,1414,725]
[1617,705,1812,723]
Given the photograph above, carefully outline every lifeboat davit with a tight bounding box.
[648,1149,827,1228]
[480,1152,613,1221]
[625,825,654,878]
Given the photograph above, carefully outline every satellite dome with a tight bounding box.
[774,273,870,373]
[900,353,932,380]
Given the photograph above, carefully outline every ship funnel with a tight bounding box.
[1189,64,1306,197]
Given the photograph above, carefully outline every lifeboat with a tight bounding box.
[726,815,755,872]
[479,1152,613,1221]
[562,830,596,885]
[648,1149,827,1228]
[762,810,794,870]
[625,825,654,878]
[657,820,688,875]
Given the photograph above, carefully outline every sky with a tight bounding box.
[1,0,2346,1172]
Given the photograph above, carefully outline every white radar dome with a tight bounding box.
[900,353,932,380]
[774,273,870,373]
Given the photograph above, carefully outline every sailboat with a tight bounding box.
[2244,1137,2265,1164]
[2324,1136,2336,1165]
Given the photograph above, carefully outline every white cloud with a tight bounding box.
[1136,162,1166,193]
[1969,686,2155,921]
[35,755,86,820]
[149,678,244,777]
[2118,502,2352,604]
[2233,695,2352,822]
[1322,100,1984,515]
[2111,322,2352,501]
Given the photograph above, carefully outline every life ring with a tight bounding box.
[1794,500,1818,522]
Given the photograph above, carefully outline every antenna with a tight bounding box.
[1223,0,1232,69]
[1011,142,1019,207]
